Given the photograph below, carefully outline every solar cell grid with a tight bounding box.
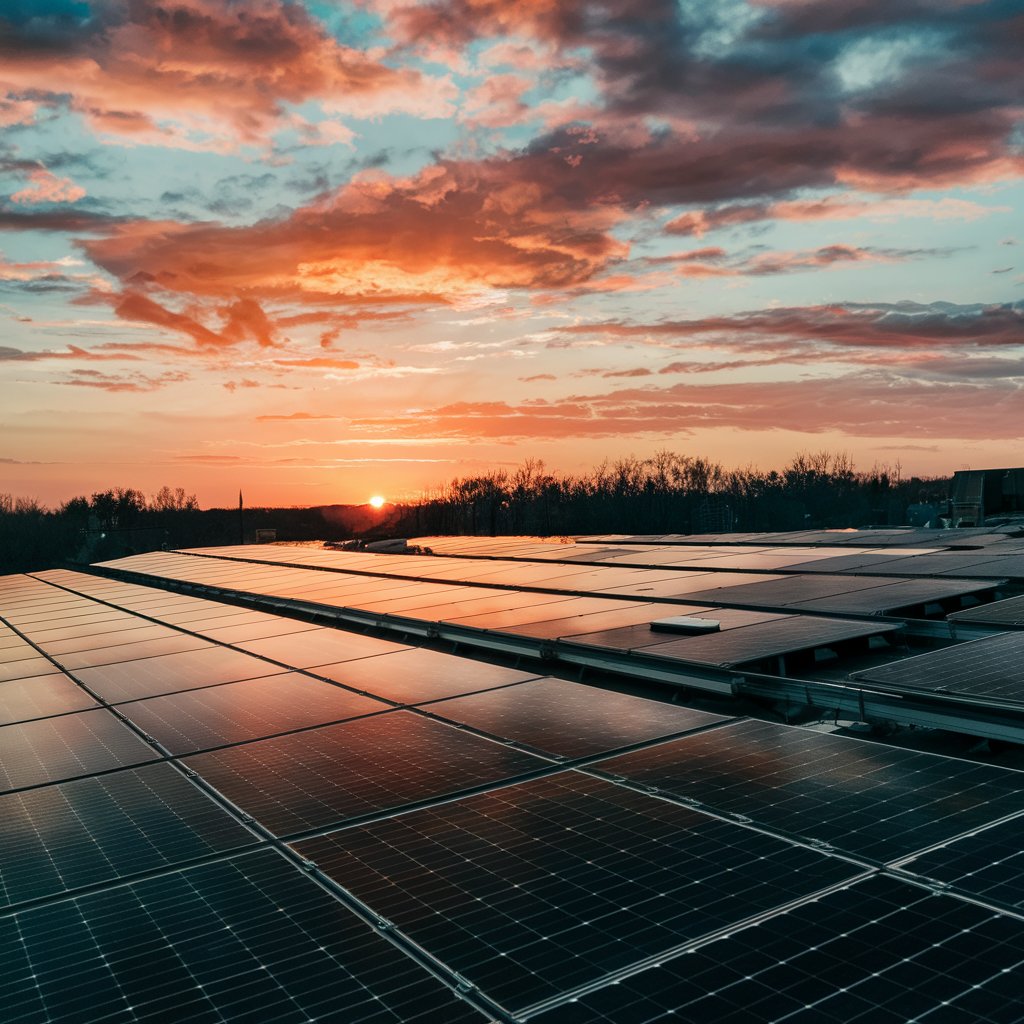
[424,677,730,758]
[527,873,1024,1024]
[184,711,548,836]
[33,623,190,657]
[75,645,290,703]
[853,631,1024,702]
[0,709,158,792]
[237,627,410,668]
[897,815,1024,910]
[119,672,389,754]
[0,655,64,684]
[294,772,861,1011]
[950,593,1024,626]
[0,673,98,725]
[54,633,214,671]
[0,761,256,908]
[0,848,486,1024]
[311,646,542,703]
[591,719,1024,861]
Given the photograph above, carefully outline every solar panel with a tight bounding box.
[53,633,214,671]
[949,594,1024,626]
[29,623,188,657]
[184,712,548,836]
[561,611,790,652]
[896,815,1024,910]
[311,647,542,703]
[852,632,1024,702]
[424,677,730,759]
[527,874,1024,1023]
[590,720,1024,862]
[594,617,899,668]
[236,628,410,668]
[0,656,59,684]
[0,761,257,908]
[193,618,322,644]
[75,646,290,703]
[293,772,862,1012]
[0,673,98,725]
[118,673,390,754]
[0,709,159,793]
[0,848,486,1024]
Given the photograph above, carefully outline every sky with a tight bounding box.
[1,0,1022,509]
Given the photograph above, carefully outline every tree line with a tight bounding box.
[392,451,950,539]
[0,451,951,574]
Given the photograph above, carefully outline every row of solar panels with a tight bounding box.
[412,533,1024,588]
[94,547,1024,713]
[583,527,1024,547]
[2,567,1024,1022]
[94,549,904,684]
[182,541,1005,618]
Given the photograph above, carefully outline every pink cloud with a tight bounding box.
[11,169,85,205]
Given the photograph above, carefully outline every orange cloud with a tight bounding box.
[0,0,454,149]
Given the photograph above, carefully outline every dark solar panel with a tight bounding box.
[0,848,486,1024]
[425,678,729,759]
[0,761,256,908]
[852,632,1024,702]
[591,720,1024,861]
[683,574,888,606]
[184,712,548,836]
[237,628,410,667]
[75,646,290,703]
[896,816,1024,910]
[294,772,861,1012]
[529,874,1024,1024]
[119,673,389,754]
[0,673,97,725]
[949,594,1024,626]
[0,709,158,793]
[626,617,899,668]
[311,647,542,703]
[791,577,997,614]
[561,611,790,652]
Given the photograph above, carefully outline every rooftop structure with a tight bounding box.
[2,531,1024,1022]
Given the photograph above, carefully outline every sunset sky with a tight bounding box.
[1,0,1022,508]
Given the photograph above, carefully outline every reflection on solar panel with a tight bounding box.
[0,849,486,1024]
[896,816,1024,910]
[53,633,214,671]
[590,720,1024,861]
[425,677,729,758]
[75,646,289,703]
[0,762,256,907]
[295,772,862,1012]
[236,627,410,667]
[311,646,542,703]
[852,632,1024,702]
[119,673,389,754]
[0,673,97,725]
[590,616,900,668]
[0,710,159,793]
[185,711,548,835]
[526,874,1024,1023]
[0,655,59,684]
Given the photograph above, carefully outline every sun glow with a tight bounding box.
[369,495,385,509]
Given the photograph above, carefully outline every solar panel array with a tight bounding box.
[90,550,902,679]
[3,560,1024,1022]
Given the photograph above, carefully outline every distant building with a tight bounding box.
[950,467,1024,526]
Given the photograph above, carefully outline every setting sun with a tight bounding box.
[369,495,385,509]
